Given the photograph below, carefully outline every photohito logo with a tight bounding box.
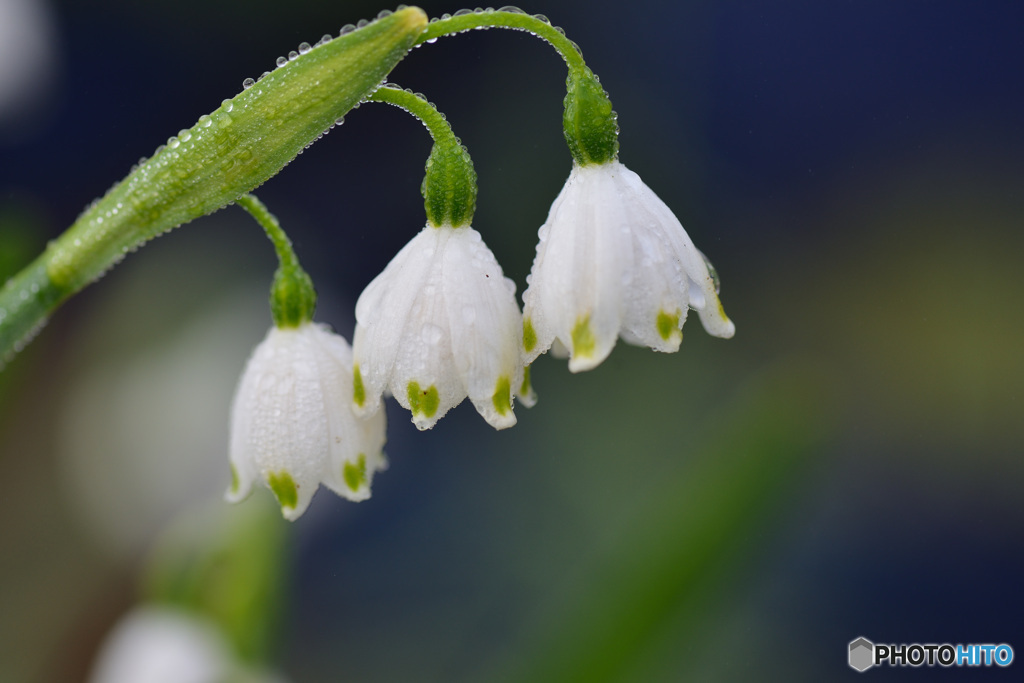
[848,637,1014,671]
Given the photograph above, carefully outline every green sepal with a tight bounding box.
[563,67,619,166]
[422,140,478,228]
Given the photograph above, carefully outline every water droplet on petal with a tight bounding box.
[298,41,312,54]
[276,56,288,67]
[242,77,255,89]
[288,50,299,61]
[421,324,444,345]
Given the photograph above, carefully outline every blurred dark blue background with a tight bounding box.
[1,1,1023,681]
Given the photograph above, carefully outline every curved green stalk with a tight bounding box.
[419,9,618,166]
[415,9,588,72]
[0,7,427,362]
[367,86,477,227]
[235,195,298,271]
[235,194,316,328]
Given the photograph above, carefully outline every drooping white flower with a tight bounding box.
[353,224,528,430]
[227,322,386,521]
[522,159,735,372]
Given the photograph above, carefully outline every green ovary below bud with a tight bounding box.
[270,262,316,328]
[422,142,477,228]
[563,68,619,166]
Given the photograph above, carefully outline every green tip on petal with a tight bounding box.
[657,309,681,342]
[407,381,440,418]
[267,471,298,511]
[718,299,731,323]
[571,315,596,359]
[492,376,512,416]
[523,317,537,353]
[353,364,366,407]
[229,463,240,495]
[520,366,532,396]
[343,454,368,492]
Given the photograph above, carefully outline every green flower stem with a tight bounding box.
[415,9,588,72]
[235,194,315,328]
[235,195,297,270]
[367,86,477,228]
[0,7,427,361]
[417,9,619,165]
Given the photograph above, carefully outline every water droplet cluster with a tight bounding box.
[420,7,583,58]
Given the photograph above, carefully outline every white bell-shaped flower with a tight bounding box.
[522,160,735,372]
[353,224,528,431]
[227,322,387,521]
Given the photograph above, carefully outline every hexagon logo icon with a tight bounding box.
[849,637,874,672]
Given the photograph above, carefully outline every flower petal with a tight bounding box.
[441,227,522,429]
[353,227,440,417]
[304,325,388,502]
[523,159,734,372]
[228,323,387,520]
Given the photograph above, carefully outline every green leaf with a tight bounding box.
[502,364,835,683]
[141,500,289,664]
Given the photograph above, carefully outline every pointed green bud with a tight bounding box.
[43,8,428,298]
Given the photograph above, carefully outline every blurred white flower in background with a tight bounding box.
[88,607,289,683]
[58,288,268,558]
[87,608,232,683]
[0,0,57,141]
